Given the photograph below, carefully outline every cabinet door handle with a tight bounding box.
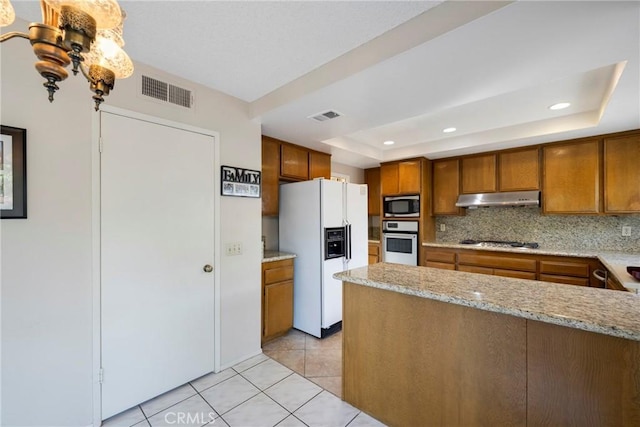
[203,264,213,273]
[593,269,607,282]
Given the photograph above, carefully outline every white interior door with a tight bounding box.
[100,112,215,418]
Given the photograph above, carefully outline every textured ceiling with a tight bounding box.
[10,1,640,168]
[121,0,441,102]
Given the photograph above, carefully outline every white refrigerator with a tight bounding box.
[279,179,368,338]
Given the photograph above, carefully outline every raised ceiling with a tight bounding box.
[12,1,640,168]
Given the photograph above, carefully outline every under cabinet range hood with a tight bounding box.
[455,191,540,208]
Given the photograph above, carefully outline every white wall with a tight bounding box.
[1,17,261,427]
[332,161,365,184]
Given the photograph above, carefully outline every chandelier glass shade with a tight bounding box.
[0,0,15,27]
[0,0,134,110]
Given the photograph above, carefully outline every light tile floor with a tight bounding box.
[102,350,386,427]
[262,329,342,398]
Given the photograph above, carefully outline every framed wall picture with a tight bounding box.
[221,165,261,198]
[1,126,27,219]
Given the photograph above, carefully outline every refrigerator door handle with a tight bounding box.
[346,223,352,261]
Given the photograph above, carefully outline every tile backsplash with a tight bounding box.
[436,208,640,251]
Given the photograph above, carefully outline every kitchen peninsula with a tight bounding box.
[335,263,640,426]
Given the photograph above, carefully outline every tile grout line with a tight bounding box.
[343,411,362,427]
[238,367,297,418]
[189,382,223,425]
[200,377,259,419]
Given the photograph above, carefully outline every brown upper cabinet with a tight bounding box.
[262,137,280,216]
[432,158,462,215]
[309,151,331,180]
[499,148,540,191]
[381,159,422,195]
[461,154,497,194]
[543,138,600,214]
[262,136,332,216]
[280,144,309,181]
[604,134,640,213]
[364,167,381,216]
[461,149,540,195]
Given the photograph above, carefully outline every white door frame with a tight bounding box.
[91,105,222,426]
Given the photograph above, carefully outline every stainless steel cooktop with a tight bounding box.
[460,239,540,249]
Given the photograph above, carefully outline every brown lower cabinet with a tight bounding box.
[368,242,380,264]
[423,247,609,289]
[262,258,294,344]
[343,282,640,426]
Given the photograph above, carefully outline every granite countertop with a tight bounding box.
[422,242,640,292]
[262,251,296,263]
[334,262,640,341]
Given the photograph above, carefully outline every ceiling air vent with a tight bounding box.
[308,110,343,122]
[141,75,194,109]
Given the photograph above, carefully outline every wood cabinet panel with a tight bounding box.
[262,258,294,343]
[542,139,600,214]
[424,250,456,264]
[280,144,309,181]
[527,321,640,425]
[458,265,494,275]
[494,269,537,280]
[309,151,331,180]
[457,253,537,272]
[264,280,293,338]
[368,243,380,265]
[380,160,422,195]
[461,154,497,194]
[343,283,640,426]
[604,134,640,213]
[432,159,462,215]
[499,148,540,191]
[424,247,610,289]
[398,160,421,194]
[425,261,456,270]
[539,260,589,278]
[364,167,381,216]
[539,274,589,287]
[380,163,398,195]
[264,265,294,284]
[261,137,280,216]
[343,282,527,427]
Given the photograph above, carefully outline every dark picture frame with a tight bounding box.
[221,165,261,198]
[1,126,27,219]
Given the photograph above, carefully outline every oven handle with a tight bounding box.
[383,232,418,238]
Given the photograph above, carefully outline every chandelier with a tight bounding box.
[0,0,134,111]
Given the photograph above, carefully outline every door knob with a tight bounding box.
[203,264,213,273]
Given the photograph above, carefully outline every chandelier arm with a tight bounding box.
[0,32,30,43]
[79,62,92,82]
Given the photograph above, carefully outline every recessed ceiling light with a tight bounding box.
[383,140,395,145]
[549,102,571,110]
[443,127,457,133]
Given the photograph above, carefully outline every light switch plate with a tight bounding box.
[622,226,632,237]
[225,242,243,256]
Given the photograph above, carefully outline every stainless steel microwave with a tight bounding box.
[383,195,420,217]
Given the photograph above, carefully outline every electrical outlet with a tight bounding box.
[439,224,446,232]
[225,242,243,256]
[622,226,632,237]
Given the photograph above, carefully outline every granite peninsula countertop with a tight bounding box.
[334,262,640,341]
[422,242,640,292]
[262,251,296,263]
